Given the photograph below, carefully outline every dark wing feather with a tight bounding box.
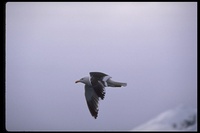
[90,72,108,80]
[90,77,105,100]
[89,72,108,100]
[85,85,99,119]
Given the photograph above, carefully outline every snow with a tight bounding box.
[132,105,197,131]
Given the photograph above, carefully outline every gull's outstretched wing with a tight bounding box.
[85,85,99,119]
[89,72,108,100]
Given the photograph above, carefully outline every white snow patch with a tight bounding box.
[132,105,197,131]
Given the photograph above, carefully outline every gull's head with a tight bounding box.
[75,76,90,85]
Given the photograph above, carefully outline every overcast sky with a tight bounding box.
[6,2,197,131]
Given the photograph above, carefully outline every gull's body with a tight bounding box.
[75,72,127,119]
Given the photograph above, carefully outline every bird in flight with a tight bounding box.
[75,72,127,119]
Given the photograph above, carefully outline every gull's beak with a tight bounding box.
[75,80,80,83]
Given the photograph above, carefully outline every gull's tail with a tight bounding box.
[107,79,127,87]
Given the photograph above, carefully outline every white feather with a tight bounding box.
[102,76,111,86]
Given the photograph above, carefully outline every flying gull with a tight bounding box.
[75,72,127,119]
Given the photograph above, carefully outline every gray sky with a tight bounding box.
[6,2,197,131]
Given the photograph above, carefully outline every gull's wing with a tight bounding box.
[90,72,108,80]
[89,72,111,99]
[85,85,99,119]
[90,72,127,88]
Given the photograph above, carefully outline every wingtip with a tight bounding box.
[123,83,127,87]
[93,114,98,119]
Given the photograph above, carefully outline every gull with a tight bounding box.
[75,72,127,119]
